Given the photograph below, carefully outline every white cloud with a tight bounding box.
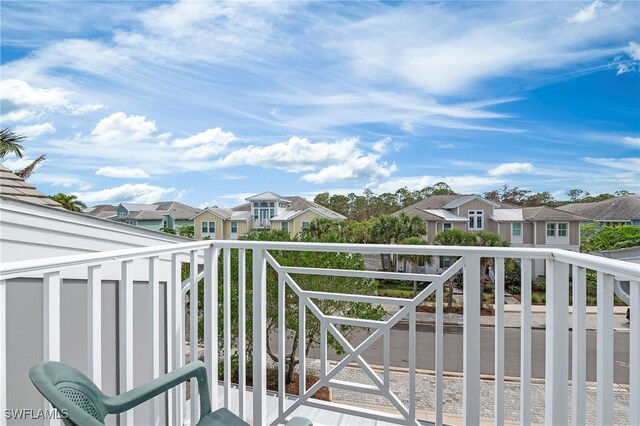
[0,79,102,122]
[566,0,603,24]
[488,162,535,176]
[375,175,503,194]
[218,137,357,172]
[1,156,37,171]
[622,136,640,147]
[583,157,640,172]
[91,112,157,145]
[628,42,640,61]
[74,183,177,204]
[372,137,391,154]
[174,127,237,160]
[95,166,150,178]
[29,174,92,191]
[14,123,56,139]
[302,154,396,184]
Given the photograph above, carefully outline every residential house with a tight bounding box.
[557,195,640,226]
[395,194,586,275]
[85,201,201,233]
[192,191,346,239]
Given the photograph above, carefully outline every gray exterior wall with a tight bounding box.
[456,199,497,233]
[136,219,164,231]
[5,278,168,425]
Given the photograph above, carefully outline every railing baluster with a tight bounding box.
[520,258,532,425]
[119,261,134,425]
[87,266,102,389]
[572,266,586,426]
[166,257,174,424]
[409,308,416,422]
[189,250,199,423]
[43,272,61,426]
[630,280,639,426]
[278,272,286,417]
[383,328,390,393]
[435,281,443,426]
[299,296,306,399]
[463,255,480,425]
[238,249,247,420]
[171,253,183,426]
[223,248,231,409]
[147,257,160,426]
[545,259,569,426]
[596,272,614,425]
[252,248,267,426]
[494,257,504,426]
[0,280,5,426]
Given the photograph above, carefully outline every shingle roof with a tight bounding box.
[394,194,513,216]
[443,195,500,209]
[0,165,63,208]
[521,206,586,221]
[121,203,158,212]
[557,195,640,221]
[281,196,346,220]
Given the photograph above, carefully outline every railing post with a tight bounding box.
[630,280,640,426]
[43,272,61,426]
[494,257,505,426]
[170,254,183,426]
[545,259,569,426]
[189,250,199,423]
[203,245,219,411]
[148,257,160,426]
[0,280,6,426]
[463,255,480,426]
[520,259,532,426]
[252,248,267,425]
[596,272,614,425]
[571,266,586,426]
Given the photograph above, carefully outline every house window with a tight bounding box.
[269,202,274,207]
[270,208,275,218]
[118,212,125,217]
[281,222,289,231]
[301,221,310,231]
[512,223,522,236]
[162,219,167,228]
[547,223,556,237]
[231,222,238,233]
[279,203,287,208]
[558,223,568,237]
[254,209,259,220]
[202,222,208,233]
[443,223,452,230]
[209,222,216,234]
[468,210,483,230]
[440,257,451,268]
[260,202,268,207]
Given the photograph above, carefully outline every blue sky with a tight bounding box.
[1,0,639,208]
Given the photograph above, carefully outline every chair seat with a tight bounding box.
[197,407,250,426]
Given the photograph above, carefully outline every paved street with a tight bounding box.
[305,323,631,384]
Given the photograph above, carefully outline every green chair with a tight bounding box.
[29,360,312,426]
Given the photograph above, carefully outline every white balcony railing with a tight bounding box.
[0,241,638,425]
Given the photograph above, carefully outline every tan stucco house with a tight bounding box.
[395,194,587,275]
[192,191,346,240]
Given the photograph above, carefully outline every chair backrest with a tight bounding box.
[29,362,108,426]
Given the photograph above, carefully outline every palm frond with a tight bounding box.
[15,154,46,179]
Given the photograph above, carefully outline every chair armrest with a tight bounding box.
[104,361,211,419]
[286,417,313,426]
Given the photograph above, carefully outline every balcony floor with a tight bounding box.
[183,384,436,426]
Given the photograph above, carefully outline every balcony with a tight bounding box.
[0,241,638,425]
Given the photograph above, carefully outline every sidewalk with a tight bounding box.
[388,303,631,331]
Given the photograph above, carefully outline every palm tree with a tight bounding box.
[49,193,87,212]
[0,128,26,158]
[434,229,476,308]
[1,128,46,179]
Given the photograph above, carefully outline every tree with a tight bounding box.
[238,229,385,384]
[434,229,476,308]
[177,224,195,238]
[398,237,433,296]
[0,128,26,158]
[581,224,640,252]
[160,227,177,234]
[566,189,590,202]
[1,128,46,179]
[49,193,87,212]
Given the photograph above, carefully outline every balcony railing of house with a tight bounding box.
[0,241,638,425]
[254,219,271,229]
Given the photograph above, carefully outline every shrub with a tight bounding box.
[532,275,546,292]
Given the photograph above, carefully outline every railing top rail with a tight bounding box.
[1,239,638,282]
